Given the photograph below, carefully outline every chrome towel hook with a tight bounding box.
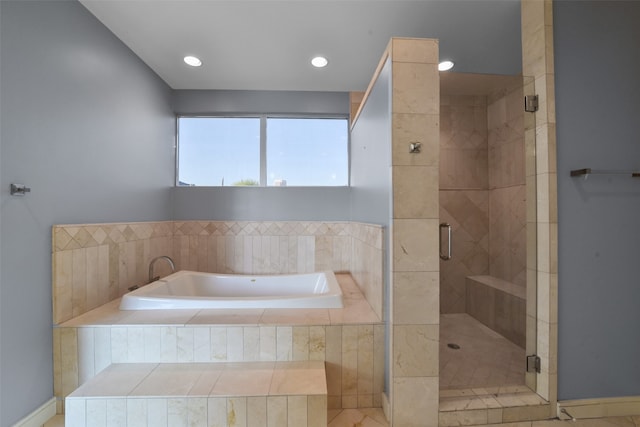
[10,183,31,196]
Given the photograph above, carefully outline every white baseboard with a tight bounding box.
[11,398,57,427]
[558,395,640,420]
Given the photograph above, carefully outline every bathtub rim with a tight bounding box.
[119,270,344,310]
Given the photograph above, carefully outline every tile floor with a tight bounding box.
[45,411,640,426]
[440,313,525,390]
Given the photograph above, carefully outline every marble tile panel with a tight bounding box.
[53,250,74,323]
[115,308,199,325]
[256,326,276,361]
[276,326,293,361]
[64,398,86,427]
[85,398,107,427]
[393,166,439,219]
[270,361,327,395]
[393,271,439,324]
[392,219,440,272]
[392,62,439,115]
[71,249,87,318]
[60,328,79,397]
[176,327,195,362]
[126,398,147,426]
[70,363,155,397]
[243,326,260,361]
[165,398,190,427]
[308,395,328,427]
[208,397,227,427]
[309,325,326,361]
[187,398,208,426]
[193,326,212,362]
[130,364,203,397]
[329,299,380,324]
[341,325,359,396]
[227,326,244,362]
[357,325,375,396]
[287,396,307,427]
[210,327,228,361]
[392,38,438,64]
[210,365,274,396]
[393,324,439,377]
[247,396,267,427]
[77,327,95,385]
[328,408,389,427]
[266,396,287,427]
[261,309,331,325]
[106,399,127,426]
[392,376,439,427]
[187,308,264,325]
[189,364,224,396]
[292,326,310,361]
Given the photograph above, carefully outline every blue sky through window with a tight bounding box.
[178,117,260,186]
[178,117,348,186]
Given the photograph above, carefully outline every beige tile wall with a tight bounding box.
[440,95,488,191]
[52,221,384,324]
[54,323,384,414]
[52,222,174,324]
[439,95,490,314]
[388,37,441,427]
[488,86,527,288]
[67,395,327,427]
[439,86,527,315]
[522,0,558,407]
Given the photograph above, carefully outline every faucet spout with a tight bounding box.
[148,256,176,283]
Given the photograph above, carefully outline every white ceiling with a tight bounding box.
[79,0,522,92]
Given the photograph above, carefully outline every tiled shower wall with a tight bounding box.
[439,89,526,314]
[488,85,527,288]
[439,95,490,314]
[52,221,383,324]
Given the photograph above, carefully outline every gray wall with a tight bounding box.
[172,90,352,221]
[350,60,392,227]
[0,1,174,424]
[554,1,640,400]
[349,58,392,391]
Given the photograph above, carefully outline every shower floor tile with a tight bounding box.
[440,313,525,390]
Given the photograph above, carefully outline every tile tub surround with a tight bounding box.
[65,361,328,427]
[52,221,384,324]
[53,274,384,414]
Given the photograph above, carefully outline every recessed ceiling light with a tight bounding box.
[311,56,328,68]
[438,60,454,71]
[184,56,202,67]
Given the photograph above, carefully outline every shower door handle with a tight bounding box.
[439,223,452,261]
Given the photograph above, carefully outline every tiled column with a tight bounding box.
[389,38,440,426]
[522,0,558,411]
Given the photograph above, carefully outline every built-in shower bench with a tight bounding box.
[65,361,327,427]
[465,275,526,348]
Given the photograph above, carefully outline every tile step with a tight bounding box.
[65,361,327,427]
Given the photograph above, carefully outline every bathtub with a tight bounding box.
[119,270,344,310]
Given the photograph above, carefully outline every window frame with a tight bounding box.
[176,113,351,187]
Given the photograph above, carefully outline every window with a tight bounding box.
[177,116,348,187]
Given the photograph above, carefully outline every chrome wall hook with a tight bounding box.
[10,183,31,196]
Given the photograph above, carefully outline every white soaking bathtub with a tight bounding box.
[119,270,344,310]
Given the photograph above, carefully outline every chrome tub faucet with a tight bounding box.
[148,255,176,283]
